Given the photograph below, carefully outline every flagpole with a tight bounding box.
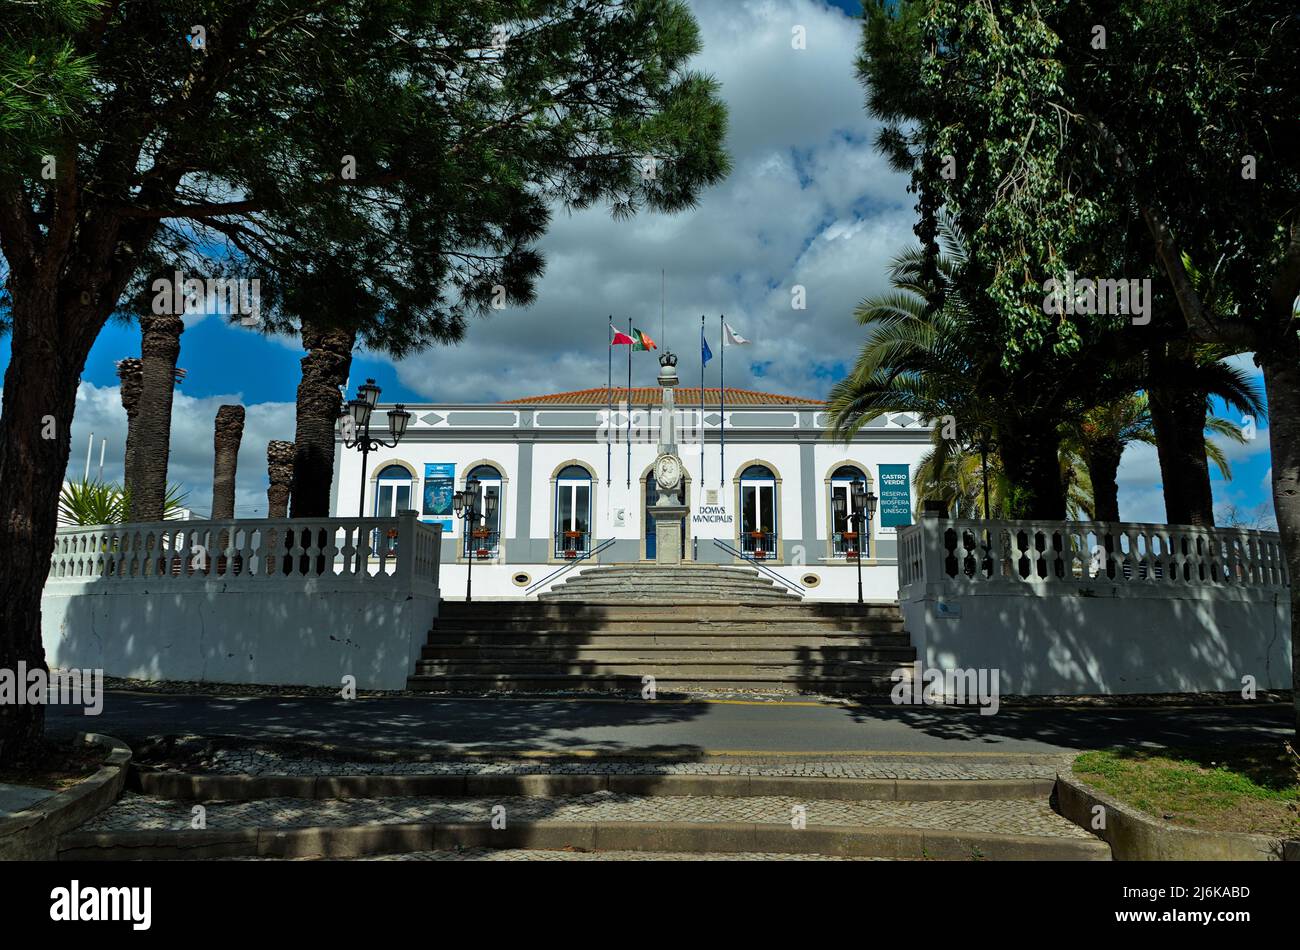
[606,315,612,489]
[626,316,632,490]
[700,314,705,486]
[719,314,725,490]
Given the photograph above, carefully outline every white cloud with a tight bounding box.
[67,382,295,518]
[391,0,911,404]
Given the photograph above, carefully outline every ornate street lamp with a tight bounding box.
[453,477,492,602]
[834,479,878,605]
[340,378,410,517]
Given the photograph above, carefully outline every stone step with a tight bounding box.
[413,655,906,671]
[406,672,901,693]
[419,646,918,664]
[559,569,780,584]
[423,632,909,649]
[559,565,779,578]
[432,615,904,629]
[543,577,785,590]
[436,602,900,621]
[538,591,803,604]
[428,624,905,638]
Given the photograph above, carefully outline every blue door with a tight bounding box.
[645,475,684,559]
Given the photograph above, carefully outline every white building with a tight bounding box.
[331,386,934,599]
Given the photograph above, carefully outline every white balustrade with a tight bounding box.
[47,511,442,593]
[897,517,1289,594]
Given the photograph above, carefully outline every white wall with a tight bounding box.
[43,583,436,690]
[901,583,1292,695]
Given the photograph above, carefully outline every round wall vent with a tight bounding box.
[511,572,531,587]
[801,573,821,588]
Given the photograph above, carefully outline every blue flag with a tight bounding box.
[701,325,713,367]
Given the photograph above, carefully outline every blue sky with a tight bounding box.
[0,0,1277,525]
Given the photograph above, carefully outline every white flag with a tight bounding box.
[722,322,750,346]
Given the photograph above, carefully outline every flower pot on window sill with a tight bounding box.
[475,549,492,559]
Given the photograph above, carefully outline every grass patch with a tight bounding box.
[1073,743,1300,838]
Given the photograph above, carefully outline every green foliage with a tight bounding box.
[58,479,187,526]
[1,1,731,355]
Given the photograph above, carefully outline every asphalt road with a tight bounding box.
[45,691,1295,756]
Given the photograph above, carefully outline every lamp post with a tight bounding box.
[339,378,411,517]
[453,478,497,602]
[834,480,879,604]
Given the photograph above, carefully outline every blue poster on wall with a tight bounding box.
[422,463,455,531]
[878,464,912,528]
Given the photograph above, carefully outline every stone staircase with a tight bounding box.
[408,564,913,697]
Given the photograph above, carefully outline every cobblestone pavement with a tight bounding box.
[81,791,1092,839]
[222,848,889,861]
[189,748,1072,781]
[366,849,887,861]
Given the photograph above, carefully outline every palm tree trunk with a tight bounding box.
[266,440,295,518]
[128,314,184,522]
[1086,442,1123,522]
[1260,343,1300,736]
[1148,383,1215,526]
[211,405,245,520]
[998,421,1066,519]
[115,357,143,489]
[290,322,356,518]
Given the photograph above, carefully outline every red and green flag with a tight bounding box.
[631,327,657,350]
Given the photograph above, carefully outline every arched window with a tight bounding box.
[830,465,869,558]
[555,465,592,557]
[464,465,503,558]
[374,464,414,517]
[739,464,777,557]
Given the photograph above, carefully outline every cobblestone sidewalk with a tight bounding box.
[80,791,1092,839]
[190,748,1072,781]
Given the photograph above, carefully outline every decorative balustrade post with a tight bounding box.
[395,509,418,588]
[918,508,947,585]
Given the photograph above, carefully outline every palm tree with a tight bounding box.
[1063,394,1156,523]
[828,218,1053,517]
[210,405,245,520]
[127,310,185,522]
[266,440,295,519]
[1146,344,1264,526]
[914,436,1094,520]
[115,358,143,492]
[289,321,356,518]
[1142,256,1267,526]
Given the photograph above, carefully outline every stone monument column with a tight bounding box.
[649,352,689,564]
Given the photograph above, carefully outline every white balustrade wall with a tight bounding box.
[41,512,442,690]
[897,516,1292,695]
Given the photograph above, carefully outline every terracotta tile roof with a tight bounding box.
[500,387,825,407]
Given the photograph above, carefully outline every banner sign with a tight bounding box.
[878,464,912,528]
[422,463,456,531]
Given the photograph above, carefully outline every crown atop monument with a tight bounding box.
[658,351,678,368]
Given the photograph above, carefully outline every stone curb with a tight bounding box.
[1054,772,1298,861]
[0,733,132,860]
[130,769,1056,803]
[57,820,1110,862]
